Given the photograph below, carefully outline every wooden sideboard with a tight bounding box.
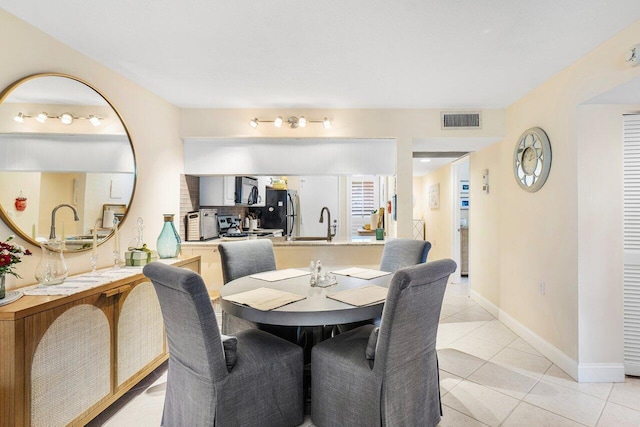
[0,256,201,427]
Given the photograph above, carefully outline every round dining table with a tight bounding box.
[219,268,394,327]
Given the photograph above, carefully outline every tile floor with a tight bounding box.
[89,279,640,427]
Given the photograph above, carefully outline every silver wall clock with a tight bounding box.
[513,127,552,192]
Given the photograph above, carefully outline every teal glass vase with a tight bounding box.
[157,214,181,259]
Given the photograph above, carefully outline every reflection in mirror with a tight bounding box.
[0,74,136,252]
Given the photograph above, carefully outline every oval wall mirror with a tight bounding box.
[0,73,136,252]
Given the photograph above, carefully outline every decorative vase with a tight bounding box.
[156,214,181,259]
[0,274,5,299]
[34,241,68,286]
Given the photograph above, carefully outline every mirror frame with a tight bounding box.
[0,72,138,252]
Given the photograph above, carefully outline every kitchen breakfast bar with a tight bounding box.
[181,237,385,294]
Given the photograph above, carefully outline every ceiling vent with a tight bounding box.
[441,112,481,129]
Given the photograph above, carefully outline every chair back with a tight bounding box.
[219,239,276,284]
[373,259,456,376]
[143,263,228,381]
[379,238,432,273]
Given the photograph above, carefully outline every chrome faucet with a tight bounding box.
[319,207,336,242]
[49,204,80,240]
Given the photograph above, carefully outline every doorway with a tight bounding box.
[451,157,470,285]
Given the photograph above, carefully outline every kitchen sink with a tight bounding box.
[292,236,328,241]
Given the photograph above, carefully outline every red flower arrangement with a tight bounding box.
[0,235,32,278]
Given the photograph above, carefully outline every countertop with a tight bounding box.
[182,236,386,248]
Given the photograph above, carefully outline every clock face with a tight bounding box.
[514,127,552,192]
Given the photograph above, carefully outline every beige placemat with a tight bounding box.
[224,287,306,311]
[331,267,391,280]
[327,285,389,307]
[249,268,311,282]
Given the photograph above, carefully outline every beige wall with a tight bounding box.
[0,10,182,288]
[415,165,453,262]
[469,142,502,308]
[576,105,639,368]
[468,19,640,377]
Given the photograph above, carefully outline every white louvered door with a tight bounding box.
[623,113,640,376]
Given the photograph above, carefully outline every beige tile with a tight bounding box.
[507,337,543,357]
[437,319,488,349]
[598,401,640,427]
[441,380,519,427]
[608,376,640,411]
[524,380,606,426]
[490,347,552,377]
[542,365,613,400]
[502,402,584,426]
[468,361,540,399]
[450,306,496,322]
[438,405,488,426]
[438,348,487,378]
[440,369,463,396]
[447,335,506,360]
[441,303,465,318]
[443,294,478,309]
[468,320,518,347]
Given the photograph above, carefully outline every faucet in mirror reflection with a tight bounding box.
[49,204,79,240]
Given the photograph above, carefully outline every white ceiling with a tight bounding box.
[2,1,640,177]
[2,1,639,110]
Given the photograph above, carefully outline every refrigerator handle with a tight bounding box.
[288,192,295,236]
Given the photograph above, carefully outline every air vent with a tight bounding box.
[441,112,481,129]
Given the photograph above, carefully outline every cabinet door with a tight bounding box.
[115,279,165,390]
[223,176,236,206]
[255,176,272,207]
[200,176,224,205]
[200,176,236,206]
[26,294,113,427]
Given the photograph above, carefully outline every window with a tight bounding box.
[348,175,380,236]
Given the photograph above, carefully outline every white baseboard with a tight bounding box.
[470,290,624,383]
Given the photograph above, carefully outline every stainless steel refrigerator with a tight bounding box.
[258,189,299,238]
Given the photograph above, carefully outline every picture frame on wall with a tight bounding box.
[460,197,469,210]
[460,180,469,195]
[429,184,440,209]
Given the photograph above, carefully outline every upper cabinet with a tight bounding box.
[200,176,235,206]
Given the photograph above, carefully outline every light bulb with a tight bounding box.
[36,112,48,123]
[89,115,101,126]
[420,159,432,163]
[322,118,332,129]
[299,116,307,127]
[274,116,283,127]
[14,112,24,123]
[249,118,259,128]
[60,113,73,125]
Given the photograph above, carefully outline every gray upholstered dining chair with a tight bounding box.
[218,239,276,335]
[311,259,457,427]
[337,238,433,333]
[379,238,432,273]
[143,262,303,427]
[219,239,299,342]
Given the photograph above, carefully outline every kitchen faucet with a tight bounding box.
[49,204,80,240]
[319,207,336,242]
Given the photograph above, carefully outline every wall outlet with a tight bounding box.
[539,282,546,296]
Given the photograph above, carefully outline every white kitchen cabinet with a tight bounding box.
[200,176,236,206]
[255,176,272,207]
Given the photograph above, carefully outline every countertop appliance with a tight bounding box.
[258,189,299,238]
[217,215,249,240]
[186,208,219,241]
[235,176,259,205]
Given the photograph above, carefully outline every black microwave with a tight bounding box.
[235,176,259,205]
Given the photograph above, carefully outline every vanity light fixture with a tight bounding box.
[13,112,25,123]
[248,115,333,129]
[13,111,103,126]
[59,113,73,125]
